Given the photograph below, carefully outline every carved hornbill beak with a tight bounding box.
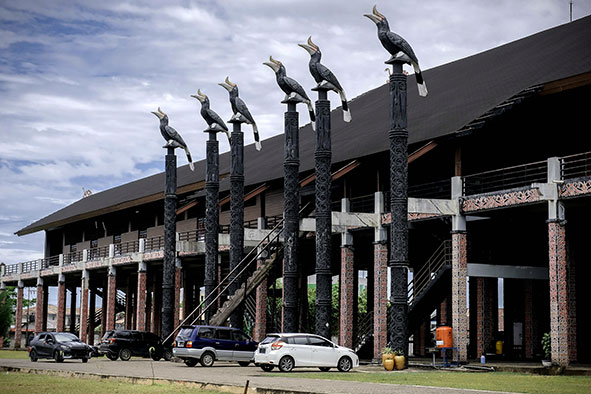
[263,56,281,73]
[218,76,236,92]
[364,5,384,24]
[298,36,318,55]
[151,107,166,119]
[190,89,207,103]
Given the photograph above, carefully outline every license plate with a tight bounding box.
[178,342,184,347]
[259,348,266,354]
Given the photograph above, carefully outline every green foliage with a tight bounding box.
[393,349,404,356]
[381,346,393,355]
[542,332,552,360]
[0,288,15,338]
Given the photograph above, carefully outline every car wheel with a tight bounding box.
[82,357,88,363]
[238,361,250,367]
[260,364,274,372]
[337,356,352,372]
[119,348,132,361]
[319,367,330,372]
[200,351,215,367]
[53,350,64,363]
[184,358,198,367]
[163,349,173,361]
[106,353,118,361]
[278,356,294,372]
[29,349,38,362]
[150,353,161,361]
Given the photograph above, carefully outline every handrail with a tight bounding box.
[408,240,451,305]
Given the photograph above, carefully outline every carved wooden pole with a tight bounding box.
[229,120,245,329]
[162,146,177,342]
[282,99,300,333]
[387,59,409,360]
[204,130,219,322]
[313,87,332,339]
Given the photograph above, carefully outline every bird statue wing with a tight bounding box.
[235,97,256,125]
[164,125,188,148]
[285,76,310,102]
[206,109,228,131]
[317,63,344,92]
[385,31,419,65]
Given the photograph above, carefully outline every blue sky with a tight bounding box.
[1,0,590,266]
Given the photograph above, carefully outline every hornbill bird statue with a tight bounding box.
[151,107,195,171]
[218,77,262,151]
[263,56,316,131]
[298,36,351,122]
[364,5,428,97]
[191,89,231,144]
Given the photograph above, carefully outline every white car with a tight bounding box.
[254,333,359,372]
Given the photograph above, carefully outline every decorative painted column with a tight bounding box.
[340,233,355,348]
[35,278,44,333]
[254,218,268,342]
[56,274,66,332]
[314,87,332,340]
[174,258,182,328]
[125,275,133,330]
[387,60,410,360]
[105,266,116,331]
[475,277,497,358]
[451,231,468,361]
[523,279,534,359]
[80,270,89,343]
[373,191,388,361]
[136,262,147,331]
[282,100,300,333]
[229,120,245,329]
[145,277,152,332]
[162,146,177,342]
[204,129,220,322]
[15,282,23,348]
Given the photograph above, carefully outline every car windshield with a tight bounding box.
[260,335,280,344]
[54,333,79,343]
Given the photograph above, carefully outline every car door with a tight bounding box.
[132,332,147,357]
[307,336,338,367]
[214,328,234,360]
[288,335,313,366]
[231,330,254,361]
[35,334,49,357]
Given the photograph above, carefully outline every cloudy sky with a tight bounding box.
[1,0,590,266]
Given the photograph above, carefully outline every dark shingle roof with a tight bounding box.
[16,16,591,236]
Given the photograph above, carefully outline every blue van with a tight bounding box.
[172,325,258,367]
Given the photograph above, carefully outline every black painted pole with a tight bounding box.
[204,130,219,322]
[229,120,245,329]
[387,60,409,361]
[282,100,300,333]
[313,88,332,339]
[162,146,177,343]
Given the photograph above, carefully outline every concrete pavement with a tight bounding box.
[0,357,521,394]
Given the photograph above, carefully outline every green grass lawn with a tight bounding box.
[0,349,29,359]
[269,371,591,394]
[0,372,236,394]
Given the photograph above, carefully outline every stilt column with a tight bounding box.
[80,270,89,343]
[136,262,147,331]
[254,218,268,342]
[35,278,44,333]
[340,235,355,348]
[57,274,66,332]
[105,267,116,331]
[15,282,23,348]
[451,231,468,361]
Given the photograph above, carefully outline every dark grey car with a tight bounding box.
[29,332,92,363]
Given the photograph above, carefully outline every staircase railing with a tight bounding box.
[407,240,451,305]
[163,202,310,345]
[353,310,373,352]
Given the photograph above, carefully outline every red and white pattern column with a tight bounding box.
[79,271,89,343]
[373,241,388,361]
[523,279,533,359]
[475,277,496,357]
[56,274,66,332]
[451,231,468,361]
[254,256,268,342]
[136,262,147,331]
[105,267,116,331]
[339,243,354,348]
[15,283,23,348]
[548,220,576,366]
[35,279,44,333]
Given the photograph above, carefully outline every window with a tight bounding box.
[232,331,250,342]
[198,327,214,339]
[288,336,309,345]
[216,329,232,340]
[261,335,279,344]
[308,336,332,347]
[116,331,132,339]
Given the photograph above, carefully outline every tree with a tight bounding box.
[0,287,15,340]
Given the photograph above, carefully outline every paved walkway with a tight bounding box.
[0,357,520,394]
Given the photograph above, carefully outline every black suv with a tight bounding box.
[99,330,171,361]
[28,332,93,363]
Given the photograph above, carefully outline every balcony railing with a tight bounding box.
[144,236,164,252]
[463,160,547,196]
[88,246,109,261]
[114,240,139,256]
[562,151,591,179]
